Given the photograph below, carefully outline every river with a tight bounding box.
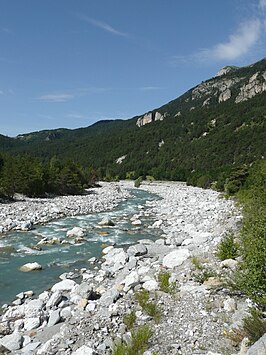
[0,189,160,306]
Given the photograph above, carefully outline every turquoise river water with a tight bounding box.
[0,189,160,306]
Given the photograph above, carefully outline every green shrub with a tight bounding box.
[134,176,143,188]
[123,310,137,330]
[193,268,217,284]
[234,159,266,309]
[191,256,204,270]
[112,325,152,355]
[216,234,239,261]
[226,308,266,346]
[135,289,161,322]
[157,270,176,294]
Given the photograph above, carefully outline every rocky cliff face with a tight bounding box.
[136,59,266,127]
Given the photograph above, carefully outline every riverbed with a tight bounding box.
[0,188,160,305]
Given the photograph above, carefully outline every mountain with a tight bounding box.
[1,58,266,183]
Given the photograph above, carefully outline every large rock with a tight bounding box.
[19,262,42,272]
[99,289,120,307]
[123,271,140,291]
[73,345,95,355]
[127,244,147,257]
[51,279,77,292]
[24,299,44,317]
[47,309,61,327]
[143,279,159,291]
[162,249,190,268]
[46,291,63,308]
[98,217,115,226]
[0,332,23,351]
[66,227,85,238]
[24,317,40,331]
[246,333,266,355]
[102,248,128,272]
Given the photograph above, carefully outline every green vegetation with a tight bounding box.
[191,256,204,270]
[134,176,143,188]
[135,289,161,322]
[0,153,97,198]
[193,268,217,284]
[233,159,266,310]
[123,310,137,330]
[1,62,266,185]
[226,308,266,346]
[112,325,152,355]
[157,270,177,294]
[216,234,239,261]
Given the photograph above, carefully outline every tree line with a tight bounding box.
[0,153,98,199]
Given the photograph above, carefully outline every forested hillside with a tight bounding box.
[0,58,266,191]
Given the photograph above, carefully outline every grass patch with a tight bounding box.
[225,308,266,346]
[135,289,161,322]
[216,234,239,261]
[192,267,217,284]
[233,159,266,310]
[157,270,177,294]
[112,325,152,355]
[123,310,137,330]
[191,256,204,270]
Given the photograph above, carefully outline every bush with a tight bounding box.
[112,325,152,355]
[216,234,239,261]
[157,270,176,294]
[225,308,266,346]
[135,289,161,322]
[234,159,266,309]
[123,310,136,330]
[134,176,143,188]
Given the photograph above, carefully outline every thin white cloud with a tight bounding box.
[36,93,74,103]
[259,0,266,9]
[2,27,12,34]
[0,90,4,95]
[77,14,130,38]
[139,86,161,91]
[210,19,261,60]
[66,113,86,119]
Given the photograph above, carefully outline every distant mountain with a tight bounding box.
[1,58,266,183]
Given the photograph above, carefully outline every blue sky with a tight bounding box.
[1,0,266,136]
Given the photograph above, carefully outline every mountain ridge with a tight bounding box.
[0,58,265,184]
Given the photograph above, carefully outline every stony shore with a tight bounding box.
[0,182,130,234]
[0,181,263,354]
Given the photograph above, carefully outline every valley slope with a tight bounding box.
[1,58,266,183]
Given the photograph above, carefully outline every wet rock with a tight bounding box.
[98,217,115,226]
[66,227,85,238]
[19,262,42,272]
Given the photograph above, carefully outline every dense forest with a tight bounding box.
[0,58,266,196]
[0,153,98,199]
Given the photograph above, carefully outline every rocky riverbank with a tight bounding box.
[0,181,262,354]
[0,182,130,234]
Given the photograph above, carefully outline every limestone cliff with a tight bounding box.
[136,59,266,127]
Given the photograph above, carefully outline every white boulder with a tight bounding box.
[162,249,190,268]
[19,262,42,272]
